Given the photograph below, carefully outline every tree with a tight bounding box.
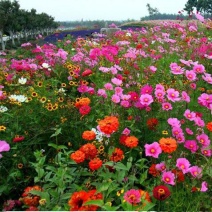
[146,3,159,20]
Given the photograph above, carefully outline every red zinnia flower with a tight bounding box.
[70,150,85,163]
[13,135,25,142]
[153,185,171,201]
[147,118,159,130]
[172,169,185,183]
[22,186,42,206]
[82,69,93,77]
[80,143,97,160]
[206,122,212,132]
[148,164,160,177]
[89,158,103,171]
[79,105,91,115]
[110,148,124,162]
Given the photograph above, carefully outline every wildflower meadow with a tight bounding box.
[0,15,212,211]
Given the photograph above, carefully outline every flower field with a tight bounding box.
[0,17,212,211]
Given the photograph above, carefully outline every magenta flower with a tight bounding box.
[184,140,199,153]
[175,133,185,143]
[0,140,10,158]
[185,70,197,81]
[200,181,208,192]
[172,127,183,137]
[194,117,205,127]
[201,147,212,157]
[156,84,165,91]
[111,94,120,104]
[193,64,205,74]
[114,87,123,96]
[184,109,196,121]
[167,118,181,128]
[121,94,131,101]
[122,128,131,136]
[120,100,130,108]
[162,171,175,185]
[140,84,153,95]
[188,166,202,178]
[145,142,162,158]
[167,88,181,102]
[156,162,166,172]
[170,64,184,75]
[123,189,141,204]
[97,89,107,98]
[139,94,153,106]
[155,89,165,100]
[162,102,173,111]
[176,158,190,174]
[104,83,113,90]
[181,91,190,103]
[128,91,139,102]
[77,85,89,93]
[202,73,212,84]
[190,83,196,90]
[111,77,122,86]
[185,128,193,135]
[196,133,210,146]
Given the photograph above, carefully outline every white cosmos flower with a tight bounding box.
[8,94,27,102]
[18,77,27,85]
[42,63,50,69]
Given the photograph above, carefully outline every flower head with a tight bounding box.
[176,158,190,174]
[159,137,177,153]
[153,185,171,201]
[124,189,141,205]
[162,171,175,185]
[89,158,103,171]
[145,142,162,158]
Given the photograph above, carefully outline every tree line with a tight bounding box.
[0,0,59,51]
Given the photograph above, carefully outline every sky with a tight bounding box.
[17,0,187,21]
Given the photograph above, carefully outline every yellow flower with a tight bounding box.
[39,199,46,205]
[162,130,168,135]
[0,125,6,131]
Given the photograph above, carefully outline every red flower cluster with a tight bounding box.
[21,185,42,208]
[146,118,159,130]
[68,189,103,211]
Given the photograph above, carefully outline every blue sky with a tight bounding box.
[18,0,188,21]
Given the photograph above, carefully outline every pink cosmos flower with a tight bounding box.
[111,94,120,103]
[185,70,197,81]
[162,171,175,185]
[114,87,123,96]
[149,65,157,73]
[167,118,181,128]
[200,181,208,192]
[194,117,205,127]
[140,84,153,95]
[172,127,183,137]
[196,133,210,146]
[166,88,181,102]
[193,64,205,74]
[123,189,141,204]
[162,102,173,111]
[170,64,184,75]
[184,109,196,121]
[128,91,139,102]
[104,83,113,90]
[155,89,165,100]
[139,94,153,106]
[156,162,166,172]
[144,142,162,158]
[190,83,196,90]
[121,94,131,101]
[77,85,89,93]
[195,12,205,22]
[188,166,202,179]
[122,128,131,136]
[185,128,194,135]
[0,140,10,158]
[111,77,122,86]
[175,133,185,143]
[156,84,165,91]
[201,147,212,157]
[97,89,107,98]
[181,91,190,102]
[176,158,190,174]
[120,100,130,108]
[202,73,212,84]
[184,140,199,153]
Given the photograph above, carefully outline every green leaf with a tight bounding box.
[114,162,129,171]
[83,200,104,207]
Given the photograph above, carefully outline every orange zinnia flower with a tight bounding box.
[98,116,119,135]
[80,143,97,160]
[89,158,103,171]
[159,137,177,153]
[110,148,124,162]
[206,122,212,132]
[82,130,96,141]
[75,97,91,108]
[124,136,139,148]
[70,150,85,163]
